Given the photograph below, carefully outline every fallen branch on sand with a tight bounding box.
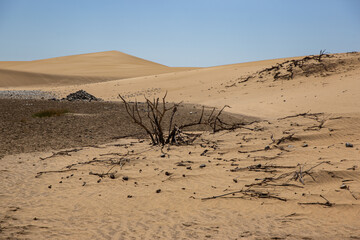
[230,164,296,173]
[40,148,82,160]
[291,161,331,184]
[298,195,334,207]
[65,157,129,169]
[278,112,324,120]
[202,189,287,201]
[35,169,78,178]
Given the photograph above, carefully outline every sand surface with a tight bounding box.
[1,51,360,239]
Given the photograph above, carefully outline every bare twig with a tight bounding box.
[35,169,78,178]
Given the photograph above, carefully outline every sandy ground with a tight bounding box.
[0,51,360,239]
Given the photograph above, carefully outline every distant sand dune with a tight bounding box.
[0,51,197,87]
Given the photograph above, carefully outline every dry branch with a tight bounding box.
[35,169,78,178]
[40,148,82,160]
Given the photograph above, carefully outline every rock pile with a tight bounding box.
[65,90,99,102]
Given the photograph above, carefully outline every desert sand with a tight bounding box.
[0,51,360,239]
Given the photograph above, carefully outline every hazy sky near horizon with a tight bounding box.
[0,0,359,67]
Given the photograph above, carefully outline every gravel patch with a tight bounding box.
[0,90,58,100]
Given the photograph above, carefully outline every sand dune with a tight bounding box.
[40,52,360,119]
[0,51,197,87]
[1,51,360,239]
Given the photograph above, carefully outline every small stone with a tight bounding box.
[127,195,133,198]
[48,185,52,189]
[200,164,206,168]
[233,179,238,183]
[302,143,308,147]
[186,166,192,170]
[109,173,116,179]
[264,145,270,150]
[165,171,171,176]
[59,181,62,183]
[33,217,38,221]
[182,174,186,177]
[160,154,166,158]
[345,142,353,148]
[82,182,86,186]
[122,176,129,181]
[340,184,348,189]
[156,189,161,193]
[97,179,101,183]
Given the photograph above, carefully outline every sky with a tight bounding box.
[0,0,359,67]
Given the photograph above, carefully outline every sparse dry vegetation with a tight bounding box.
[32,109,69,118]
[119,93,244,146]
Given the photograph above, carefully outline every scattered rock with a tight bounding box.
[233,179,238,183]
[65,90,99,102]
[97,179,101,183]
[200,164,206,168]
[127,195,133,198]
[264,145,270,150]
[122,176,129,181]
[156,189,162,193]
[33,217,38,221]
[82,182,86,186]
[109,173,116,179]
[340,184,348,189]
[160,154,166,158]
[302,143,308,147]
[165,171,171,176]
[345,142,353,148]
[200,150,209,156]
[186,166,192,170]
[48,185,52,189]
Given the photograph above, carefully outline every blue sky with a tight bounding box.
[0,0,359,67]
